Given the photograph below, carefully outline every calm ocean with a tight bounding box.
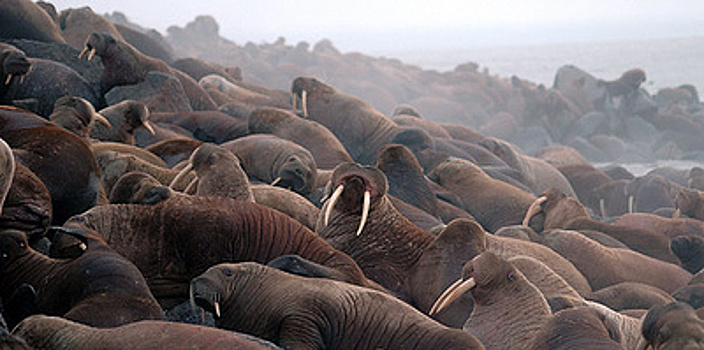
[376,36,704,97]
[375,36,704,175]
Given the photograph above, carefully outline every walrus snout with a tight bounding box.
[190,277,224,319]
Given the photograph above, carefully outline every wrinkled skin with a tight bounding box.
[587,282,675,311]
[50,96,105,140]
[641,302,704,349]
[0,107,101,224]
[67,195,368,307]
[0,228,164,328]
[222,134,317,195]
[13,315,278,350]
[433,252,551,350]
[190,263,484,350]
[179,143,254,202]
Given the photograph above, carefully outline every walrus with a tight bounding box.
[247,107,353,169]
[79,32,217,111]
[0,43,31,93]
[49,96,111,140]
[199,74,291,110]
[0,0,66,44]
[221,134,317,196]
[13,315,279,349]
[109,171,172,205]
[190,262,484,349]
[0,107,101,224]
[169,143,254,202]
[90,100,154,145]
[58,6,124,51]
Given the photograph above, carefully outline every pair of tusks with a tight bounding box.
[292,90,308,117]
[4,74,25,85]
[522,196,547,226]
[428,277,477,316]
[189,285,221,318]
[77,46,97,61]
[323,184,370,236]
[169,163,197,191]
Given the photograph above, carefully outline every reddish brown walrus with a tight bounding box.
[66,195,368,308]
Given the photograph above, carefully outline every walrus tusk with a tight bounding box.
[356,190,371,236]
[170,163,194,189]
[184,177,199,194]
[189,284,197,311]
[78,46,89,59]
[628,195,634,213]
[522,196,547,226]
[87,48,96,61]
[4,74,12,85]
[599,198,607,218]
[292,93,298,113]
[18,75,25,84]
[78,243,87,251]
[93,113,112,129]
[324,184,344,226]
[271,177,282,186]
[429,277,476,316]
[214,301,221,318]
[673,208,682,219]
[301,90,308,117]
[142,121,156,135]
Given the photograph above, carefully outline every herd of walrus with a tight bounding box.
[1,0,704,349]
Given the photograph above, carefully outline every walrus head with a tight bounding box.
[521,187,589,231]
[322,162,388,236]
[0,44,31,86]
[290,77,335,117]
[0,230,32,275]
[50,96,111,137]
[110,171,172,205]
[639,302,704,350]
[190,262,269,322]
[430,251,526,314]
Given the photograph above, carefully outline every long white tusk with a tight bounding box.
[184,176,199,194]
[78,46,89,59]
[292,93,298,113]
[4,74,12,85]
[522,196,547,226]
[87,48,96,61]
[301,90,308,117]
[356,190,371,236]
[142,121,156,135]
[214,301,221,318]
[94,113,112,129]
[170,163,194,189]
[429,277,476,316]
[324,185,344,226]
[628,195,634,213]
[189,284,197,311]
[271,177,282,186]
[599,198,607,218]
[673,208,682,219]
[18,75,25,84]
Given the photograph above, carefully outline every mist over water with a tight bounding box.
[376,36,704,96]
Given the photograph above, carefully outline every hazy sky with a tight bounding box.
[49,0,704,52]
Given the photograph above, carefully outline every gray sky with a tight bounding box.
[49,0,704,52]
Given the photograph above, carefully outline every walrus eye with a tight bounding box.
[223,268,234,277]
[507,271,516,281]
[287,157,296,163]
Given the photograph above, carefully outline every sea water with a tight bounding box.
[376,36,704,174]
[377,36,704,97]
